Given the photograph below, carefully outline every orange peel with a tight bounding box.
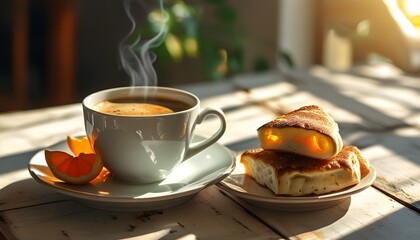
[45,150,103,185]
[44,136,103,185]
[67,136,95,156]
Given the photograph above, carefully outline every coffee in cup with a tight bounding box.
[82,86,226,184]
[93,95,195,116]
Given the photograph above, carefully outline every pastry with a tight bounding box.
[258,105,343,159]
[240,146,368,196]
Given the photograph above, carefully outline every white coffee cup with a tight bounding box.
[82,86,226,184]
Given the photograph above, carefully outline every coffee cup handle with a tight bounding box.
[184,107,226,160]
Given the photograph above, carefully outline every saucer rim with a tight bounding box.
[28,135,236,204]
[216,161,377,207]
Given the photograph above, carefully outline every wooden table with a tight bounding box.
[1,65,420,239]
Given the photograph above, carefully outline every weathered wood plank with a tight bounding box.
[353,128,420,210]
[224,187,420,240]
[1,186,281,240]
[1,68,420,240]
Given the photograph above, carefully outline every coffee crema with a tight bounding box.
[94,96,191,116]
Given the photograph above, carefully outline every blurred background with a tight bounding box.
[0,0,278,112]
[1,0,420,112]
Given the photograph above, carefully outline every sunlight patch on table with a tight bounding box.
[200,105,277,146]
[124,228,196,240]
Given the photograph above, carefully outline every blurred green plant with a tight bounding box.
[139,0,267,81]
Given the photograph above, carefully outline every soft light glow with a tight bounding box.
[356,20,371,37]
[132,229,174,239]
[377,64,397,76]
[148,9,167,32]
[165,33,183,61]
[216,49,228,75]
[263,130,282,145]
[172,2,191,20]
[398,0,420,27]
[403,0,420,17]
[237,162,247,174]
[184,37,198,57]
[268,134,280,143]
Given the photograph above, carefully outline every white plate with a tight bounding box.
[217,156,376,211]
[28,136,235,212]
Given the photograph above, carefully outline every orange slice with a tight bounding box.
[45,150,103,185]
[67,136,95,156]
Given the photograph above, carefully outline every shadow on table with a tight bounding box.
[230,195,351,237]
[0,149,39,175]
[275,198,420,239]
[338,204,420,239]
[233,195,420,240]
[0,178,68,211]
[280,198,351,236]
[0,178,195,239]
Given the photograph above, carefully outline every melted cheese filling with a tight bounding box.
[258,127,335,159]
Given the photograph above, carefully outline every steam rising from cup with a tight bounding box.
[119,0,168,87]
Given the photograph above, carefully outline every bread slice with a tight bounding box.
[240,146,368,196]
[258,105,343,159]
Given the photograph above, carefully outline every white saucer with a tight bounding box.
[28,136,235,212]
[217,156,376,211]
